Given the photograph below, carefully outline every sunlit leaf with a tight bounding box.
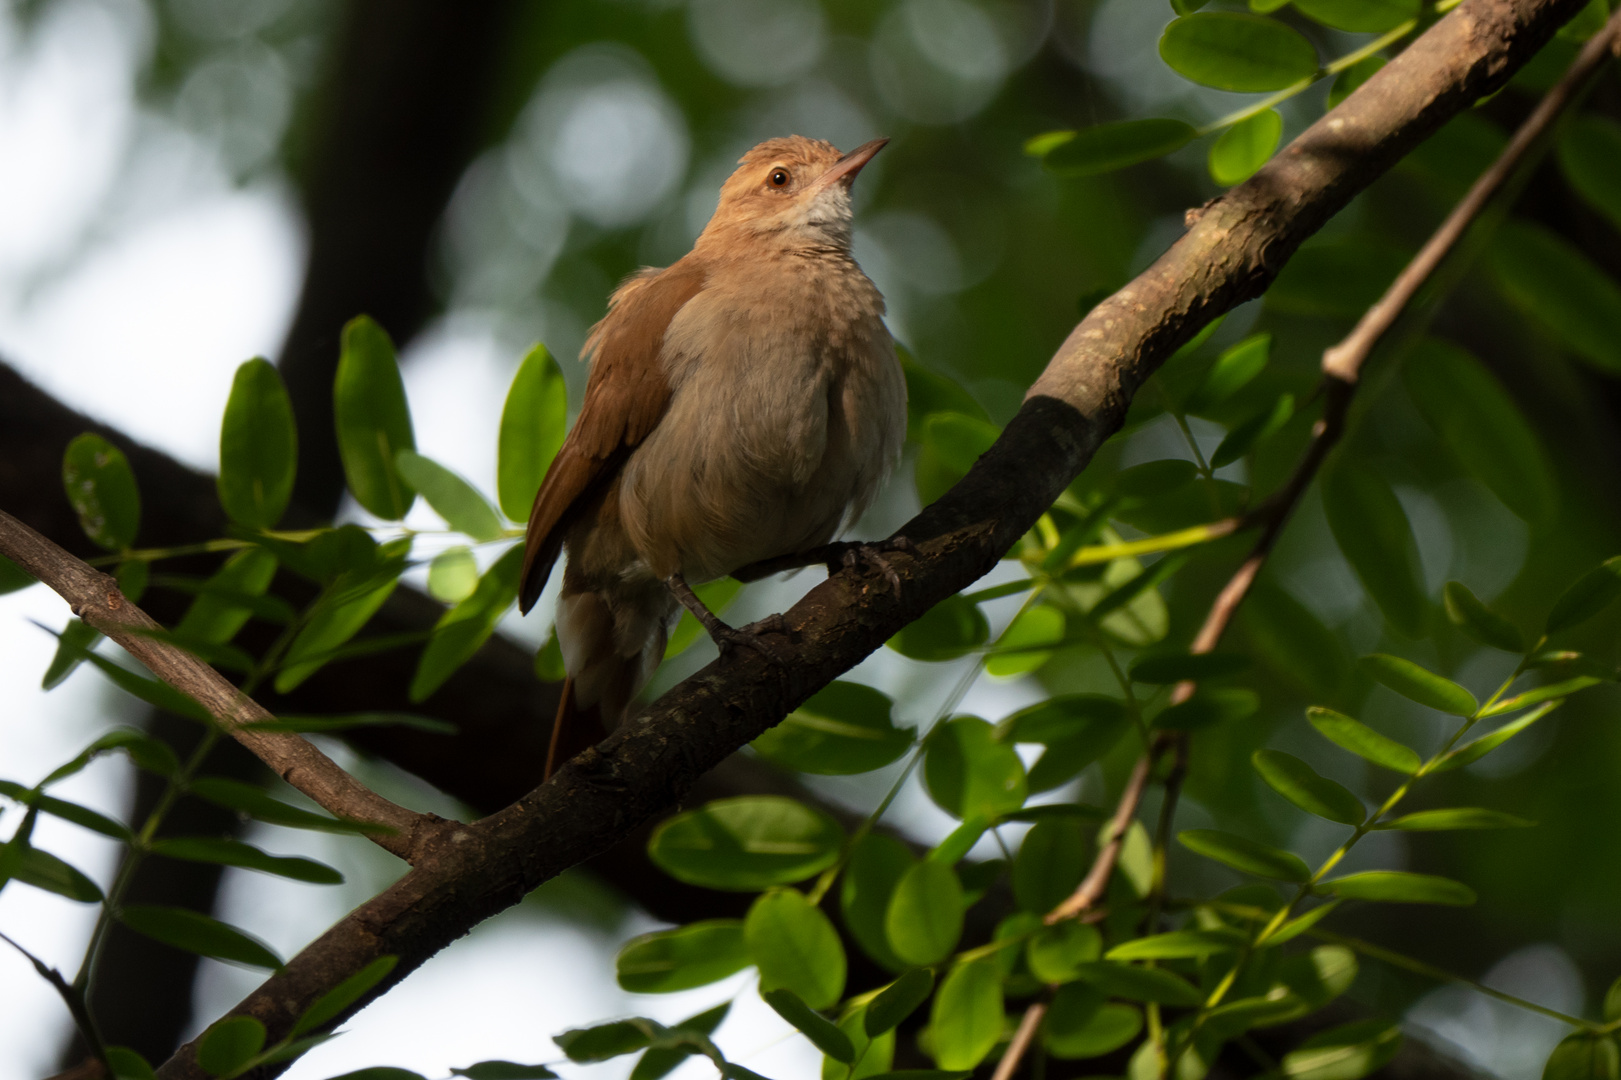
[986,604,1066,677]
[752,681,914,775]
[218,358,296,530]
[746,888,846,1009]
[1187,333,1271,413]
[176,548,281,647]
[1293,0,1416,32]
[1542,1034,1621,1080]
[1253,749,1365,825]
[1045,989,1142,1059]
[497,342,568,522]
[923,716,1027,820]
[1209,109,1282,186]
[427,546,480,604]
[1378,808,1533,830]
[929,960,1003,1070]
[410,544,522,701]
[1179,828,1309,882]
[886,860,963,967]
[1283,1020,1401,1079]
[1435,700,1561,771]
[62,433,140,551]
[1360,654,1477,715]
[616,920,750,993]
[1026,921,1102,983]
[1324,871,1475,905]
[334,315,417,519]
[196,1016,267,1077]
[1307,707,1420,774]
[762,987,854,1063]
[867,969,935,1038]
[1160,13,1318,91]
[396,450,504,542]
[1105,929,1243,961]
[649,796,843,891]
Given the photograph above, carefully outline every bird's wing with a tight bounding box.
[518,260,706,612]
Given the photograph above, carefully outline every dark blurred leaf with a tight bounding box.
[62,432,140,551]
[105,1048,157,1080]
[842,834,913,972]
[1404,338,1555,524]
[1155,687,1258,730]
[293,955,398,1036]
[556,1022,655,1063]
[1026,921,1102,983]
[924,716,1027,820]
[1187,333,1270,414]
[1294,0,1416,31]
[1542,1034,1621,1080]
[196,1016,266,1077]
[1360,654,1477,715]
[410,543,522,701]
[1546,556,1621,633]
[900,346,987,435]
[616,920,749,993]
[1037,118,1198,177]
[1443,581,1525,652]
[1129,651,1249,684]
[16,847,103,902]
[395,450,504,542]
[1324,871,1475,905]
[1159,13,1319,92]
[1013,817,1086,912]
[0,554,35,595]
[885,860,963,967]
[1268,240,1409,319]
[1209,109,1282,186]
[929,959,1003,1070]
[149,837,343,884]
[1606,977,1621,1023]
[752,681,913,775]
[914,412,1001,506]
[1045,993,1142,1059]
[1212,392,1294,467]
[1254,750,1364,826]
[1180,828,1309,881]
[1323,467,1427,637]
[1327,56,1385,110]
[334,315,417,519]
[887,593,988,661]
[1001,694,1130,793]
[1379,808,1533,830]
[1111,459,1199,500]
[746,888,845,1009]
[648,796,843,891]
[866,969,935,1037]
[1558,0,1614,40]
[1307,708,1420,774]
[119,905,283,969]
[324,1071,426,1080]
[452,1064,558,1080]
[762,988,854,1063]
[630,1003,730,1080]
[190,776,392,834]
[39,627,212,722]
[42,618,101,691]
[1243,582,1348,696]
[427,546,479,603]
[218,358,296,530]
[1559,114,1621,233]
[498,342,568,522]
[985,604,1066,677]
[0,781,131,842]
[1490,220,1621,375]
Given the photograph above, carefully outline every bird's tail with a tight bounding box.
[545,676,605,779]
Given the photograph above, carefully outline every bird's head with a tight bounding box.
[699,135,887,251]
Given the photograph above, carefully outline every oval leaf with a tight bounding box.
[149,837,343,884]
[1323,467,1427,638]
[1046,991,1142,1060]
[745,889,846,1009]
[119,905,283,969]
[1000,695,1129,794]
[395,450,504,542]
[1252,750,1365,826]
[841,834,913,972]
[1442,581,1525,652]
[923,717,1026,820]
[867,969,935,1038]
[1558,114,1621,234]
[1324,871,1476,906]
[1546,556,1621,634]
[1026,921,1102,983]
[1293,0,1416,32]
[616,920,750,994]
[1282,1019,1401,1079]
[1179,828,1309,882]
[1040,118,1198,177]
[1360,654,1477,715]
[62,433,140,551]
[649,796,843,891]
[498,342,568,522]
[1490,221,1621,375]
[1543,1034,1621,1080]
[410,544,523,701]
[1209,109,1283,187]
[929,960,1003,1071]
[887,593,989,662]
[1071,961,1204,1006]
[218,358,297,530]
[197,1016,267,1077]
[335,315,417,519]
[1160,13,1319,93]
[885,860,964,967]
[761,987,854,1063]
[1105,929,1242,961]
[752,681,914,776]
[1378,808,1533,831]
[1307,707,1420,774]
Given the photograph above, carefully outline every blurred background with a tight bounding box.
[0,0,1618,1077]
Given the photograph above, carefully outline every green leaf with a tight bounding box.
[1324,871,1476,905]
[1013,817,1086,912]
[176,548,281,646]
[1269,238,1409,319]
[1281,945,1359,1010]
[410,544,522,701]
[900,346,988,435]
[752,682,914,775]
[1327,56,1385,110]
[1106,929,1243,961]
[1212,392,1294,468]
[630,1003,730,1080]
[746,888,846,1009]
[39,628,212,722]
[427,546,480,604]
[1435,701,1561,771]
[1482,676,1600,717]
[928,817,987,866]
[1491,220,1621,375]
[914,412,1001,507]
[1187,334,1271,413]
[105,1048,157,1080]
[1443,581,1525,652]
[1045,989,1142,1059]
[1001,695,1131,793]
[395,450,504,542]
[293,955,399,1035]
[0,554,36,595]
[1266,901,1342,947]
[274,537,405,692]
[885,860,964,967]
[616,920,749,993]
[1323,467,1427,638]
[1038,118,1199,177]
[923,717,1027,820]
[1378,808,1533,830]
[649,796,843,891]
[762,987,855,1063]
[1072,962,1201,1007]
[62,433,140,550]
[1128,651,1248,684]
[1543,1034,1621,1080]
[451,1064,559,1080]
[556,1021,654,1063]
[1179,828,1309,882]
[1606,975,1621,1023]
[1360,654,1477,715]
[189,777,385,834]
[196,1016,267,1078]
[1283,1019,1401,1079]
[218,358,296,530]
[1559,115,1621,234]
[16,847,103,902]
[1155,687,1258,731]
[148,837,344,884]
[1307,707,1420,773]
[867,969,935,1037]
[1253,750,1365,825]
[1026,921,1102,983]
[887,593,989,662]
[929,959,1003,1070]
[841,834,913,971]
[1208,110,1283,187]
[323,1071,426,1080]
[986,604,1066,677]
[0,782,131,842]
[254,712,455,736]
[497,342,568,522]
[1160,13,1319,92]
[119,905,283,969]
[334,315,417,519]
[1293,0,1416,32]
[1546,557,1621,633]
[1405,339,1555,524]
[42,618,102,691]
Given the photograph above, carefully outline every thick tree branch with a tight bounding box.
[67,0,1576,1072]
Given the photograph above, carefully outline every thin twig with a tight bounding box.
[0,510,440,862]
[991,1000,1049,1080]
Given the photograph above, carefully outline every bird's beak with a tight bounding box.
[813,137,889,193]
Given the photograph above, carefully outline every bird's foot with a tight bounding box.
[666,574,788,662]
[830,536,915,598]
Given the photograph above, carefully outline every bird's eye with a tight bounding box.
[769,168,791,188]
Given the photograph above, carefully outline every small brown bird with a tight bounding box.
[518,135,905,776]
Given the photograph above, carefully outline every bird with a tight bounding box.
[517,134,907,778]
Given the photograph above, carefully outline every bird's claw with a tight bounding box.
[710,613,791,663]
[835,536,914,598]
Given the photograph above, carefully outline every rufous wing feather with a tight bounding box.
[518,260,706,612]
